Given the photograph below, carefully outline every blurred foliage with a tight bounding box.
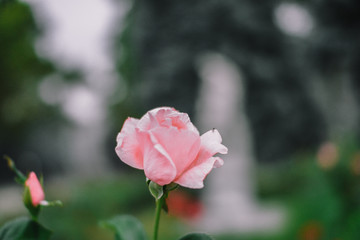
[0,216,52,240]
[2,138,360,239]
[100,215,148,240]
[308,0,360,74]
[0,1,54,181]
[0,1,83,182]
[0,1,53,140]
[252,137,360,240]
[306,0,360,140]
[18,173,184,240]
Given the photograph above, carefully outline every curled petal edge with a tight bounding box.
[174,156,224,189]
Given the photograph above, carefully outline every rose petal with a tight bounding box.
[139,130,177,186]
[137,107,174,130]
[137,107,199,135]
[174,157,224,188]
[174,129,227,189]
[150,126,201,178]
[163,109,199,134]
[197,129,228,162]
[115,117,144,169]
[25,172,45,206]
[170,112,199,134]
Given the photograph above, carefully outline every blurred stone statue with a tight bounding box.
[195,52,284,232]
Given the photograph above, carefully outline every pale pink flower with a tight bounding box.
[25,172,45,206]
[115,107,228,188]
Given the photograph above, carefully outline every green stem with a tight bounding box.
[153,196,164,240]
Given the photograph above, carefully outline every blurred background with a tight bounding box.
[1,0,360,239]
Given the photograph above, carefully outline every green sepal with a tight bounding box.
[161,200,169,213]
[163,183,178,213]
[39,200,63,207]
[0,216,52,240]
[23,185,40,220]
[164,182,178,192]
[147,181,179,213]
[148,181,164,200]
[100,215,147,240]
[178,233,214,240]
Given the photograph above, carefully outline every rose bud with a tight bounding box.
[25,171,45,207]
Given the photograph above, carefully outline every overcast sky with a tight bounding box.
[24,0,129,73]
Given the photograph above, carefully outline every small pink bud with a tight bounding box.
[25,172,45,207]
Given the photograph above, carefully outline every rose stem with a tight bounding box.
[153,196,165,240]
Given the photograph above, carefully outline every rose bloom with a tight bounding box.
[25,172,45,206]
[115,107,228,188]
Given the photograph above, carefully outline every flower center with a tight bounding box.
[160,117,187,130]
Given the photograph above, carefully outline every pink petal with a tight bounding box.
[139,130,177,186]
[197,129,228,162]
[174,129,227,189]
[115,117,144,169]
[137,107,174,130]
[137,107,199,135]
[160,109,199,134]
[175,157,224,189]
[170,112,199,134]
[150,126,201,178]
[25,172,45,206]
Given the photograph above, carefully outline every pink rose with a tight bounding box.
[115,107,228,188]
[25,172,45,206]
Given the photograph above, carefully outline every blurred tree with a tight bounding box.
[307,0,360,139]
[0,1,63,182]
[115,0,326,162]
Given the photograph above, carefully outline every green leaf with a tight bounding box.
[178,233,214,240]
[100,215,147,240]
[0,216,52,240]
[148,181,164,200]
